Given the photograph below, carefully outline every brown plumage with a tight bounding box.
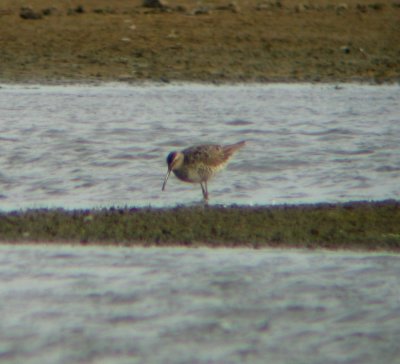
[162,141,245,201]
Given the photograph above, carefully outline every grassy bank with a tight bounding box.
[1,200,399,251]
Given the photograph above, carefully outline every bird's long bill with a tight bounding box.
[162,169,171,191]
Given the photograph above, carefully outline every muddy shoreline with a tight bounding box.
[1,0,399,84]
[1,201,399,251]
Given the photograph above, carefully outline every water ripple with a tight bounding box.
[1,246,399,363]
[0,83,399,209]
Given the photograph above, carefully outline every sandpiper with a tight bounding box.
[162,141,245,201]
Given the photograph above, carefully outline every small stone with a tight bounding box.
[20,7,42,20]
[142,0,167,9]
[42,7,59,16]
[256,0,282,10]
[336,3,348,13]
[166,30,178,39]
[215,2,240,13]
[67,5,85,15]
[294,4,306,12]
[368,3,385,10]
[75,5,85,13]
[174,5,187,12]
[340,45,351,54]
[356,4,367,12]
[191,6,211,15]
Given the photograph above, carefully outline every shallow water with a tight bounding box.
[0,245,399,364]
[0,83,399,210]
[1,84,399,363]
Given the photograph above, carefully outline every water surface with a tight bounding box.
[0,245,399,364]
[1,84,399,364]
[0,83,399,209]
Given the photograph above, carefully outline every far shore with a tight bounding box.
[0,0,399,84]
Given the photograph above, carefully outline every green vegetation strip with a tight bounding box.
[0,200,399,251]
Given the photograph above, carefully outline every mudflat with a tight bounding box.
[1,201,400,251]
[0,0,399,83]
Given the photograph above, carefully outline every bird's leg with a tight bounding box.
[200,182,209,202]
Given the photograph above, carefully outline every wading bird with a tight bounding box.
[162,141,245,202]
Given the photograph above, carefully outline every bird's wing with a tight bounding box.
[183,145,227,167]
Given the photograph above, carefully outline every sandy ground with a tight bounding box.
[0,0,399,83]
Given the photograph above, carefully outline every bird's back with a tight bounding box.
[183,141,245,167]
[173,141,245,183]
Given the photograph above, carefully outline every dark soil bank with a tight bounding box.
[1,201,399,251]
[0,0,399,83]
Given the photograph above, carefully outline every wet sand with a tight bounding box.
[0,0,399,83]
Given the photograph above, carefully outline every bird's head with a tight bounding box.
[162,151,184,191]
